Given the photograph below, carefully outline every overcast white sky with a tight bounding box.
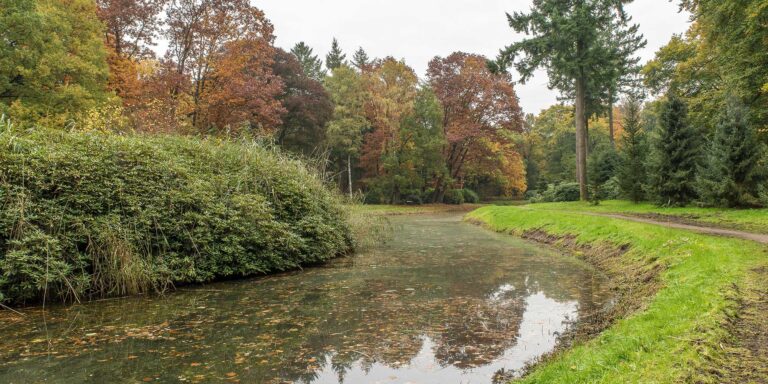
[257,1,691,115]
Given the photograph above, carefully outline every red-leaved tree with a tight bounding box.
[427,52,524,200]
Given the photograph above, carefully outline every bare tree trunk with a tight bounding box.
[347,154,353,199]
[575,75,589,201]
[608,89,615,149]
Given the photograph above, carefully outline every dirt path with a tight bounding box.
[575,211,768,245]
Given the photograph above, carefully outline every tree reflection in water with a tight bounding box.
[0,214,609,384]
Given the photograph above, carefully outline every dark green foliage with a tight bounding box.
[444,189,465,205]
[553,183,582,202]
[291,42,326,81]
[697,99,766,207]
[367,86,446,204]
[272,48,333,155]
[618,98,648,202]
[0,128,352,304]
[325,38,347,71]
[403,194,422,205]
[462,189,480,204]
[588,147,621,204]
[530,183,581,203]
[351,47,371,71]
[651,94,700,206]
[590,148,620,186]
[363,189,384,205]
[681,0,768,138]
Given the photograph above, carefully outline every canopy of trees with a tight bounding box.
[0,0,527,203]
[3,0,767,207]
[510,0,768,208]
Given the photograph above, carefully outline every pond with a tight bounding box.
[0,214,610,383]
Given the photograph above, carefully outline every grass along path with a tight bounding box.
[523,200,768,234]
[467,205,768,383]
[577,211,768,244]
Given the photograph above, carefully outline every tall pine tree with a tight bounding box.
[499,0,644,201]
[697,98,766,207]
[618,97,647,202]
[352,47,371,71]
[290,42,325,81]
[651,94,700,206]
[326,38,346,71]
[602,16,646,148]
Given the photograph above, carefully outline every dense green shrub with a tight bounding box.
[588,148,621,204]
[444,189,465,205]
[554,183,583,202]
[529,183,581,203]
[403,194,423,205]
[461,189,480,204]
[421,188,436,203]
[0,128,353,304]
[363,189,385,204]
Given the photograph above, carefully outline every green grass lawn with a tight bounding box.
[467,205,767,383]
[514,200,768,233]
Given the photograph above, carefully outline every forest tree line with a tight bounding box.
[2,0,766,207]
[509,0,768,208]
[0,0,525,205]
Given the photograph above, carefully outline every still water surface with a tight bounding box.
[0,214,609,383]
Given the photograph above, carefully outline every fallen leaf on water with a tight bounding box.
[225,372,237,377]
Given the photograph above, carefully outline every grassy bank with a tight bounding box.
[526,200,768,233]
[467,205,767,383]
[0,128,353,305]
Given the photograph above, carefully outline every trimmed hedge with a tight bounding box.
[0,128,353,304]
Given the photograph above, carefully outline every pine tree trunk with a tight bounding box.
[608,90,615,149]
[347,154,353,199]
[575,75,589,201]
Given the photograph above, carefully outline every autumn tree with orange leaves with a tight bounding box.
[427,52,525,201]
[359,58,448,203]
[96,0,166,105]
[162,0,284,133]
[87,3,531,201]
[359,58,419,182]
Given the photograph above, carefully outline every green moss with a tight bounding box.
[0,128,352,304]
[467,205,767,383]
